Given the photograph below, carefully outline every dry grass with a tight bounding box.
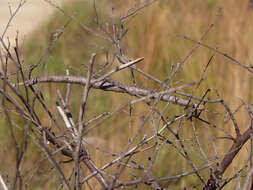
[116,0,253,188]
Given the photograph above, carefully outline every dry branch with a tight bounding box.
[19,75,205,110]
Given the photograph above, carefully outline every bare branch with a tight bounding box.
[20,75,205,109]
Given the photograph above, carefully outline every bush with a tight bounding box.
[0,0,253,189]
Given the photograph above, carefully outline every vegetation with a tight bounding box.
[0,0,253,189]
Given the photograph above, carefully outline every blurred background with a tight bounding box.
[1,0,253,189]
[0,0,66,42]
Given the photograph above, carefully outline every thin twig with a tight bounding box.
[183,35,253,73]
[92,57,144,83]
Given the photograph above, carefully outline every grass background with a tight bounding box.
[1,0,253,189]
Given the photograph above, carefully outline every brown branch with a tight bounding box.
[204,122,253,190]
